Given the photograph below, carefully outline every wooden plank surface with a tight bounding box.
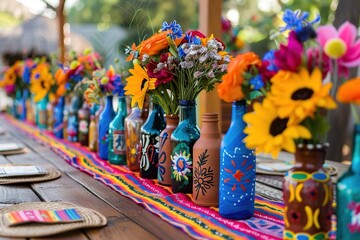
[0,119,180,239]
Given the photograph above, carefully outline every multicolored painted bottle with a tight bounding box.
[124,106,143,172]
[78,102,90,146]
[54,96,65,138]
[337,124,360,239]
[108,96,127,165]
[139,101,166,179]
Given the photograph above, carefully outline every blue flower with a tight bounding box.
[250,74,264,90]
[262,50,278,72]
[280,9,320,41]
[178,47,186,58]
[112,76,125,96]
[22,66,31,84]
[161,20,183,39]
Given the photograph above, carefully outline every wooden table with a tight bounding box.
[0,118,349,240]
[0,120,191,240]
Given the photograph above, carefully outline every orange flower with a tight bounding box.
[337,77,360,104]
[126,43,138,62]
[138,30,171,58]
[217,52,261,102]
[55,68,68,85]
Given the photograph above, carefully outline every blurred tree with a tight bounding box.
[67,0,197,51]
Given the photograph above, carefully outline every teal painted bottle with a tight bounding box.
[36,94,48,129]
[171,100,200,193]
[337,124,360,239]
[108,96,127,165]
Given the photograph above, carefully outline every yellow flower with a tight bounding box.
[124,64,156,109]
[244,99,311,158]
[269,67,336,123]
[30,63,55,102]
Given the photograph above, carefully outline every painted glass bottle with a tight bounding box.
[53,96,65,138]
[139,101,166,179]
[67,94,82,142]
[36,94,48,129]
[78,102,90,146]
[219,100,256,219]
[125,106,143,172]
[46,101,54,133]
[108,96,127,165]
[89,104,99,152]
[337,124,360,239]
[98,95,115,160]
[171,100,200,193]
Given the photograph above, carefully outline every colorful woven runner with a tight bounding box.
[2,115,336,240]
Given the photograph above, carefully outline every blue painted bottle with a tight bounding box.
[53,96,65,138]
[19,89,28,120]
[67,94,82,142]
[219,100,256,219]
[98,95,115,160]
[337,124,360,239]
[140,101,166,179]
[14,90,22,119]
[108,96,127,165]
[171,100,200,193]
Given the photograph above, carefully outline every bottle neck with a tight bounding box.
[117,96,127,114]
[351,124,360,172]
[294,146,325,171]
[201,113,219,137]
[230,100,246,127]
[105,95,113,111]
[179,100,197,125]
[149,101,164,115]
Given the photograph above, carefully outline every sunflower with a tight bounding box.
[269,67,336,122]
[243,99,311,158]
[30,63,55,102]
[124,64,156,109]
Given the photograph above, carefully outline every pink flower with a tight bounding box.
[4,84,15,95]
[317,21,360,77]
[274,31,303,72]
[306,48,330,78]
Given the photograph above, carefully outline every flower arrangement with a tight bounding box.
[64,49,102,94]
[0,61,24,97]
[83,64,124,106]
[243,9,341,157]
[124,20,231,114]
[221,17,245,53]
[29,61,56,102]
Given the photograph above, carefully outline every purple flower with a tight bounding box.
[274,31,303,72]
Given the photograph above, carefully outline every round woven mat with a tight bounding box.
[0,202,107,237]
[0,168,61,185]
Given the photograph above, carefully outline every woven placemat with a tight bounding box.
[0,201,107,237]
[0,168,61,185]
